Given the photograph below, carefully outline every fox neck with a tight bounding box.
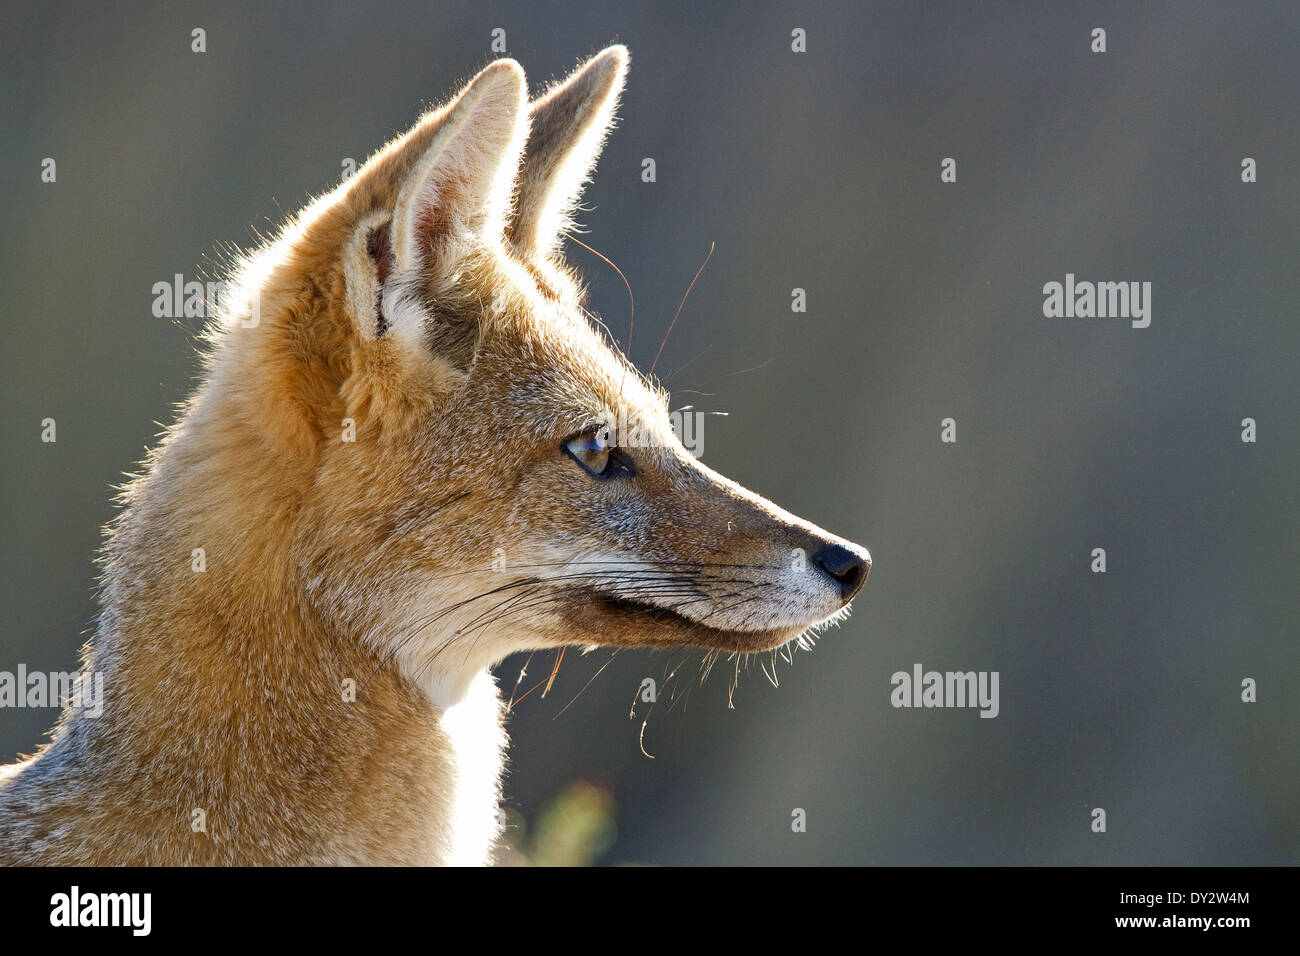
[32,389,505,865]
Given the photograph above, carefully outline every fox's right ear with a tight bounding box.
[338,59,528,347]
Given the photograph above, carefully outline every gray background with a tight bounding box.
[2,1,1296,864]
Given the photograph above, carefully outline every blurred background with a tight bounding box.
[2,1,1296,865]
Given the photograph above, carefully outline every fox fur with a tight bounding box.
[0,47,869,865]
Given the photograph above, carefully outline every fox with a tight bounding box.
[0,46,869,865]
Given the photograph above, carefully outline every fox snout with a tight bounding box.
[674,458,871,640]
[512,439,871,656]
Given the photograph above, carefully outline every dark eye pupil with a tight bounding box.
[604,448,635,477]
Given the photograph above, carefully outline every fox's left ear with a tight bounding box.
[508,45,628,258]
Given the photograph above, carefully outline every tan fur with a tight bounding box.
[0,48,869,866]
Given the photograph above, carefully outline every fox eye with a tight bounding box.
[563,426,635,480]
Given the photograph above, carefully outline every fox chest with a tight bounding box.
[422,669,507,866]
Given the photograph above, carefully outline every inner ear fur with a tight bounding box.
[336,58,529,359]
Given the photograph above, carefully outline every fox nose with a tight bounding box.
[811,542,871,601]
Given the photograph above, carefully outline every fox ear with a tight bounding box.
[391,59,529,273]
[341,59,528,345]
[508,45,627,258]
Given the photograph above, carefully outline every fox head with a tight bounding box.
[209,47,869,702]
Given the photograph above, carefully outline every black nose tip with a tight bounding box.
[812,543,871,600]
